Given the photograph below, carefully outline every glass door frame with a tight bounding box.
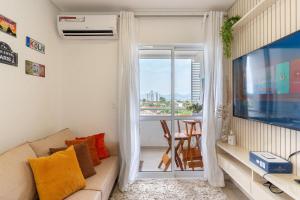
[138,44,204,179]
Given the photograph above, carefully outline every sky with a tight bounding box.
[139,58,192,98]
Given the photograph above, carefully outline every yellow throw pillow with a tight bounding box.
[28,146,86,200]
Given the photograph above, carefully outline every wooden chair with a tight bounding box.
[183,120,202,150]
[158,120,183,171]
[177,120,181,132]
[158,120,172,171]
[181,122,203,170]
[176,120,185,153]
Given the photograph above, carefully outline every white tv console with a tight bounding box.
[217,141,300,200]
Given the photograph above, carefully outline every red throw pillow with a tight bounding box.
[77,133,110,159]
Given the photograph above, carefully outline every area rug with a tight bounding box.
[110,179,227,200]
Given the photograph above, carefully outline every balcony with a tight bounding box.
[139,116,203,172]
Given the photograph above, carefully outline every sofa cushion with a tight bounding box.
[49,143,96,178]
[29,128,75,157]
[76,133,110,159]
[0,143,37,200]
[65,190,101,200]
[65,137,101,166]
[28,146,86,200]
[84,156,119,200]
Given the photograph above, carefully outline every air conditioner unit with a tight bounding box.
[57,15,118,39]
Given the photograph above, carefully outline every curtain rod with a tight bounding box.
[60,11,227,17]
[134,11,210,17]
[135,11,227,17]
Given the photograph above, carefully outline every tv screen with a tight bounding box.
[233,31,300,130]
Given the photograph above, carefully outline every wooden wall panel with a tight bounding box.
[228,0,300,176]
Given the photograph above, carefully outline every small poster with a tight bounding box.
[276,62,290,94]
[290,59,300,94]
[0,41,18,66]
[25,60,45,77]
[0,15,16,37]
[26,36,45,54]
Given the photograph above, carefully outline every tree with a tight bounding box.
[159,97,166,102]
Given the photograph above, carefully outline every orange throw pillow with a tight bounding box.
[28,146,85,200]
[77,133,110,159]
[65,138,101,166]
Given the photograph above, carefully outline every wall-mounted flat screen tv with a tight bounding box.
[233,31,300,130]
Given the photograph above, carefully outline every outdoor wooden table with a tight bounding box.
[174,120,202,170]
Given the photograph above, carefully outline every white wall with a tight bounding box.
[136,17,205,44]
[0,0,63,153]
[60,40,118,145]
[140,121,170,147]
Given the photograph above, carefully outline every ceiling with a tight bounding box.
[50,0,235,12]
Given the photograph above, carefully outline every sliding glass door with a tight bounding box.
[138,46,204,177]
[139,49,172,173]
[174,50,204,172]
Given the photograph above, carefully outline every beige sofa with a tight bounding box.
[0,128,119,200]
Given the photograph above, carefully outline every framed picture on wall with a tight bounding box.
[0,41,18,66]
[0,15,16,37]
[26,36,45,54]
[25,60,45,77]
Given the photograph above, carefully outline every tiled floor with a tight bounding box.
[140,147,170,171]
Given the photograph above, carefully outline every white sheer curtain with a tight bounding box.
[201,11,225,187]
[117,11,140,191]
